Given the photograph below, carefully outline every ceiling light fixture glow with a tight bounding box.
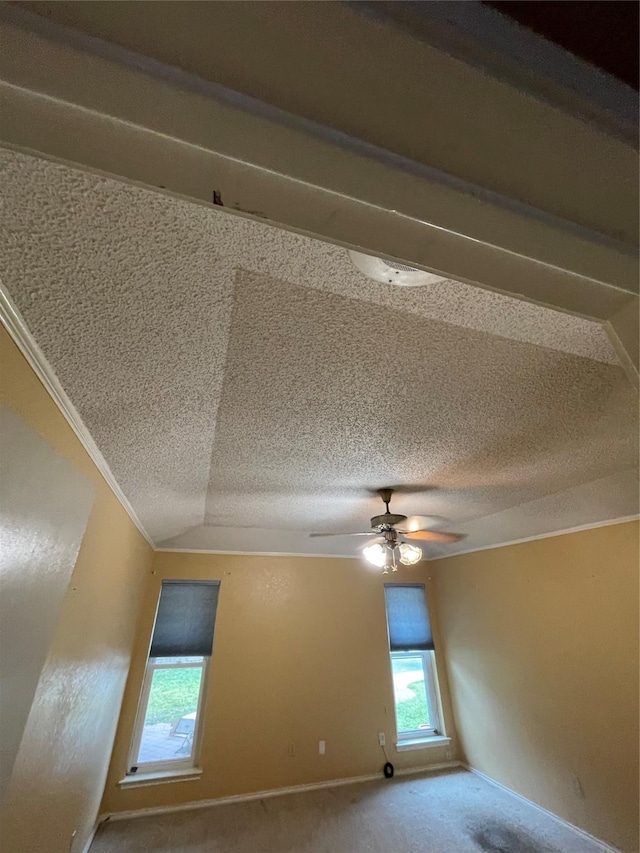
[362,543,387,568]
[398,543,422,565]
[362,541,423,572]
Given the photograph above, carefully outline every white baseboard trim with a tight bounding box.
[465,765,622,853]
[80,819,101,853]
[100,760,462,823]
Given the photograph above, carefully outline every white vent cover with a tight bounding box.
[349,251,448,287]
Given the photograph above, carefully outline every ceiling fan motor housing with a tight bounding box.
[370,513,407,529]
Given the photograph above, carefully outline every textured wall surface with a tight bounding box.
[0,406,94,805]
[433,521,640,853]
[1,150,637,558]
[0,328,153,853]
[101,551,456,814]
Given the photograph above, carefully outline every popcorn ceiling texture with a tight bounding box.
[1,150,637,554]
[199,272,638,555]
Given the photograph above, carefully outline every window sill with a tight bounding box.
[119,768,202,788]
[395,735,451,752]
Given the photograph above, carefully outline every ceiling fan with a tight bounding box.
[310,488,465,572]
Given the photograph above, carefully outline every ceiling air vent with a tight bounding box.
[348,251,448,287]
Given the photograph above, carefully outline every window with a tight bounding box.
[127,581,220,776]
[390,651,441,738]
[384,584,444,744]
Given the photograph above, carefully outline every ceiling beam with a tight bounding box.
[1,3,637,376]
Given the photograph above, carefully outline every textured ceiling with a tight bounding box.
[1,150,638,557]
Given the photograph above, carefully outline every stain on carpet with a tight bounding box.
[470,819,558,853]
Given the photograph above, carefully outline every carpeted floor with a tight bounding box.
[91,768,605,853]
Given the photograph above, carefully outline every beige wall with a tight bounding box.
[432,521,639,853]
[0,327,154,853]
[101,552,458,814]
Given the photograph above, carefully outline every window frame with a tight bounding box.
[127,655,210,776]
[390,649,444,741]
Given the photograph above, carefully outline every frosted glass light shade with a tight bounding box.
[398,543,422,565]
[362,543,387,568]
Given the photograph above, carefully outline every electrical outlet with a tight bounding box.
[288,742,295,757]
[378,732,386,747]
[319,740,325,755]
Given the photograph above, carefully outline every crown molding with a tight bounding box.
[430,515,639,561]
[0,279,155,548]
[156,548,359,559]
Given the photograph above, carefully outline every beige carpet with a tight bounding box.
[91,768,605,853]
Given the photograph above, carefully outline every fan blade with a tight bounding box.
[400,515,449,532]
[309,531,376,538]
[401,531,465,543]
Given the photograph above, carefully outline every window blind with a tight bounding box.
[384,583,434,651]
[149,581,220,658]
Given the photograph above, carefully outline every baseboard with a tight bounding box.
[100,760,462,823]
[464,765,622,853]
[80,818,101,853]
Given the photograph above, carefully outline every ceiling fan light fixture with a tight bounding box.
[312,488,460,571]
[362,540,422,571]
[398,542,422,565]
[362,542,387,568]
[383,548,398,574]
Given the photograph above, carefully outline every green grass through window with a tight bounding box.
[396,679,430,731]
[144,667,202,726]
[392,656,431,732]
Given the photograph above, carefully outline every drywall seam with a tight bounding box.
[0,278,155,548]
[431,515,640,561]
[464,766,622,853]
[99,761,462,822]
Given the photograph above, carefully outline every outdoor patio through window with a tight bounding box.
[136,657,204,765]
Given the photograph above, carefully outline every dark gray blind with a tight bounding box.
[149,581,220,658]
[384,584,434,651]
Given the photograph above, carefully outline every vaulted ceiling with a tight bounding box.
[2,150,638,557]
